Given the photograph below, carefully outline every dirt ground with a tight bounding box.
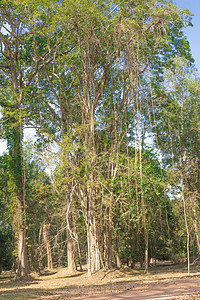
[1,261,200,299]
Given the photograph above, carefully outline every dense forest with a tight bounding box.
[0,0,199,280]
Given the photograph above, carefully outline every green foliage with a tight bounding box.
[0,154,14,271]
[0,0,199,272]
[0,225,14,271]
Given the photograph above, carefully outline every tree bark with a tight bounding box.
[114,231,121,268]
[183,193,190,276]
[191,200,200,255]
[86,186,101,275]
[87,212,101,275]
[67,237,76,273]
[43,224,53,270]
[138,115,148,273]
[66,188,76,273]
[16,223,29,278]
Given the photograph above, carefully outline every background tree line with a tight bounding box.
[0,0,199,278]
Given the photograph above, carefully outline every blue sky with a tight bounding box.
[174,0,200,72]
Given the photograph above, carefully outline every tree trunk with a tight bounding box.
[87,220,101,275]
[66,188,76,273]
[182,190,190,276]
[144,226,148,273]
[16,226,29,278]
[191,200,200,255]
[139,122,148,273]
[87,195,101,276]
[104,208,112,269]
[114,232,121,268]
[43,224,53,270]
[67,237,76,273]
[9,123,29,279]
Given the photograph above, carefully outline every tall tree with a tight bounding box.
[0,0,66,277]
[34,0,193,274]
[0,0,195,276]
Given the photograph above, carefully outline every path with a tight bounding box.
[78,277,200,300]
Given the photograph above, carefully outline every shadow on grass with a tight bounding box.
[68,272,85,278]
[0,275,41,290]
[0,282,132,300]
[0,288,54,299]
[101,267,141,280]
[39,270,57,276]
[55,272,85,280]
[101,268,118,280]
[0,275,14,281]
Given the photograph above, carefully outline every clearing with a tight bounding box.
[1,261,200,299]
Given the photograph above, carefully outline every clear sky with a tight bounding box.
[174,0,200,72]
[0,0,199,155]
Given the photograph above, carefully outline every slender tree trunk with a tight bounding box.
[114,231,121,268]
[107,209,112,269]
[138,116,148,273]
[182,191,190,276]
[43,224,53,270]
[65,187,76,273]
[38,227,43,273]
[191,200,200,255]
[66,188,76,273]
[104,207,112,269]
[144,225,148,273]
[66,191,76,273]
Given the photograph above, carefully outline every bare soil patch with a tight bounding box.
[1,261,200,299]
